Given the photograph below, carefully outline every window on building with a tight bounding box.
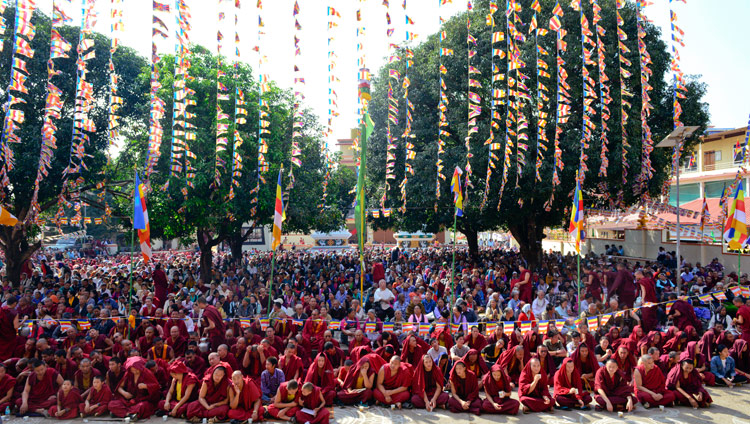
[704,151,721,171]
[704,179,734,199]
[668,183,700,206]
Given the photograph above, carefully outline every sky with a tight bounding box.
[36,0,750,147]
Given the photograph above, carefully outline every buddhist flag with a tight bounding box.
[699,196,708,235]
[0,205,18,226]
[133,172,152,263]
[451,166,464,216]
[271,168,284,250]
[503,321,514,336]
[568,177,584,254]
[723,180,748,250]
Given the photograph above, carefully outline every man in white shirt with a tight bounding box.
[373,279,395,320]
[531,290,549,317]
[427,338,448,363]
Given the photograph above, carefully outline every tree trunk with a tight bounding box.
[229,235,244,264]
[508,219,544,270]
[0,225,40,285]
[462,228,479,259]
[197,229,223,284]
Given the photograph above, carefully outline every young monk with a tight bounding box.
[518,357,553,413]
[448,360,481,414]
[18,359,64,415]
[228,370,263,423]
[553,357,592,410]
[186,365,231,421]
[481,364,520,415]
[338,354,383,406]
[305,353,336,406]
[48,380,81,420]
[158,361,199,418]
[266,379,300,421]
[373,356,412,408]
[498,345,527,385]
[109,357,161,420]
[667,359,712,409]
[0,363,16,411]
[79,376,111,417]
[411,354,449,411]
[571,343,599,391]
[633,354,676,408]
[594,359,635,413]
[295,382,330,424]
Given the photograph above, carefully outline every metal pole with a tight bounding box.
[267,250,275,317]
[675,144,682,295]
[577,253,581,315]
[127,169,136,339]
[450,209,457,311]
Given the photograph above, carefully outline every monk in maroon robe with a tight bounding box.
[302,313,328,352]
[633,354,676,408]
[185,365,230,420]
[467,326,488,352]
[594,359,635,412]
[498,345,527,384]
[373,356,412,407]
[666,359,712,408]
[636,270,659,332]
[198,298,226,350]
[571,343,599,390]
[167,326,188,358]
[109,357,161,419]
[158,361,199,418]
[0,364,16,411]
[18,360,63,414]
[411,354,449,411]
[164,314,189,339]
[518,357,553,413]
[73,359,100,394]
[304,353,336,406]
[553,357,592,410]
[736,303,750,343]
[446,360,481,414]
[49,381,81,420]
[228,371,263,422]
[614,346,638,383]
[295,383,330,424]
[668,300,702,332]
[266,380,299,420]
[279,347,304,382]
[482,363,520,414]
[0,298,20,361]
[79,376,111,417]
[400,334,426,367]
[338,354,383,405]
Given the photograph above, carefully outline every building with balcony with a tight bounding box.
[669,126,749,205]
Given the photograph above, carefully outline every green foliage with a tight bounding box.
[365,0,709,250]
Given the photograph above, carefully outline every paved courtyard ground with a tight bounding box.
[13,385,750,424]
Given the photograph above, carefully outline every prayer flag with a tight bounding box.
[503,321,514,336]
[723,180,748,249]
[451,166,463,216]
[568,177,584,253]
[271,168,284,250]
[133,172,152,263]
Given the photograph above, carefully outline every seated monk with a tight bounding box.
[633,354,676,408]
[462,349,489,388]
[304,353,336,406]
[158,361,199,418]
[109,357,161,420]
[683,341,716,386]
[18,359,63,415]
[571,343,599,391]
[614,346,637,383]
[266,380,299,421]
[594,359,636,413]
[447,360,481,414]
[481,363,520,415]
[167,326,188,358]
[147,337,174,362]
[338,354,384,406]
[294,382,330,424]
[0,363,16,411]
[553,357,592,410]
[79,376,111,417]
[279,344,304,382]
[518,357,553,413]
[498,345,526,386]
[303,310,328,352]
[186,365,231,420]
[49,380,81,420]
[411,354,449,411]
[374,356,412,408]
[666,359,712,408]
[228,370,263,423]
[400,334,426,367]
[73,358,100,395]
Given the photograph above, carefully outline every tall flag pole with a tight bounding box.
[382,0,397,212]
[450,166,464,310]
[268,167,284,315]
[723,180,748,277]
[435,0,450,211]
[569,174,584,313]
[399,1,416,213]
[615,0,632,206]
[465,0,478,196]
[481,0,502,210]
[635,0,655,196]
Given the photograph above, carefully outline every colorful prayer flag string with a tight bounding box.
[320,3,341,210]
[616,0,632,206]
[465,0,478,195]
[635,0,654,195]
[288,0,303,188]
[592,0,611,183]
[510,0,528,190]
[145,0,168,177]
[228,0,246,200]
[399,0,416,214]
[252,0,270,218]
[573,0,596,184]
[173,0,196,207]
[435,0,450,211]
[213,0,229,189]
[382,0,397,211]
[497,0,517,210]
[480,0,503,210]
[531,0,550,184]
[544,0,568,210]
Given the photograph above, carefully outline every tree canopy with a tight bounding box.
[365,0,709,264]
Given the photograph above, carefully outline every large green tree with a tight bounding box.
[0,7,148,282]
[115,47,354,282]
[366,0,709,265]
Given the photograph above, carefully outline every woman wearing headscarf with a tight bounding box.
[536,346,556,385]
[411,354,449,411]
[633,354,676,408]
[666,359,712,408]
[571,343,599,391]
[517,357,553,413]
[481,364,520,414]
[553,357,592,410]
[109,357,161,420]
[295,382,330,424]
[447,360,481,414]
[400,334,427,367]
[594,359,635,413]
[157,360,199,418]
[338,353,384,406]
[682,341,716,386]
[185,365,231,420]
[498,345,527,385]
[304,353,336,406]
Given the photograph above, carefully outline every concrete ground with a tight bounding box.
[13,385,750,424]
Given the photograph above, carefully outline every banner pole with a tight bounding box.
[267,250,276,317]
[126,168,136,339]
[450,208,457,312]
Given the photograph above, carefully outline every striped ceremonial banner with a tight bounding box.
[538,321,549,335]
[450,323,460,333]
[713,291,727,301]
[402,322,415,333]
[698,293,713,304]
[587,317,598,332]
[520,321,532,335]
[555,320,565,331]
[260,318,270,331]
[239,318,251,329]
[486,322,497,334]
[600,313,613,327]
[742,286,750,297]
[503,321,514,336]
[292,319,304,327]
[59,319,73,332]
[730,286,742,297]
[382,322,394,332]
[419,323,430,337]
[78,319,91,330]
[365,322,376,333]
[435,322,446,331]
[329,320,340,330]
[666,301,675,313]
